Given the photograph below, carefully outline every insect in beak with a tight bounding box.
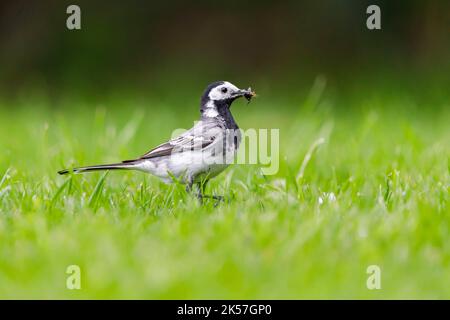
[243,87,257,103]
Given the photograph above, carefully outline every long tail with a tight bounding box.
[58,162,137,175]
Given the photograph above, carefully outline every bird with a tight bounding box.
[58,81,256,201]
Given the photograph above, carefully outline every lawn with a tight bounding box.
[0,79,448,299]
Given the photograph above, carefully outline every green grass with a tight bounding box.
[0,85,449,299]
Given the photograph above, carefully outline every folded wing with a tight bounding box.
[122,121,221,163]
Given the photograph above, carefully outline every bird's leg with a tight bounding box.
[196,182,204,205]
[185,180,193,193]
[196,180,225,203]
[186,179,225,205]
[185,178,205,204]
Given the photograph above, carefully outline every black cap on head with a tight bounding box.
[200,81,224,106]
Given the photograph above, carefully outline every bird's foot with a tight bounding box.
[195,193,226,206]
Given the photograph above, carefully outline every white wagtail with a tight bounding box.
[59,81,256,200]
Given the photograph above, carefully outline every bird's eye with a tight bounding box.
[221,87,228,93]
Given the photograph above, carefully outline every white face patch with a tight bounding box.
[208,81,240,101]
[203,100,219,117]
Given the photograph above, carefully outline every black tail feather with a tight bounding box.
[58,163,134,175]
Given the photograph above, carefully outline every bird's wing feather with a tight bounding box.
[122,121,221,162]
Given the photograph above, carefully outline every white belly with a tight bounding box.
[135,150,233,184]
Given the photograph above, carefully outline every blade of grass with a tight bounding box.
[50,176,72,210]
[0,168,11,190]
[296,137,325,184]
[88,171,109,210]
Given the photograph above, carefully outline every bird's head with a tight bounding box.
[200,81,255,117]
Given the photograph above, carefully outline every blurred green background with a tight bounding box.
[0,1,449,299]
[0,0,449,102]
